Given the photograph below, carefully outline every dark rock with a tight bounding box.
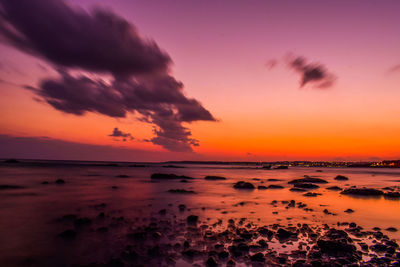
[258,185,268,190]
[59,229,77,239]
[250,252,265,262]
[178,204,186,211]
[326,186,342,191]
[168,189,196,194]
[159,209,167,215]
[218,251,229,259]
[276,228,297,240]
[180,179,188,183]
[205,256,218,267]
[111,186,118,189]
[115,174,130,178]
[384,192,400,198]
[187,215,199,225]
[4,159,19,163]
[151,173,194,180]
[227,259,236,266]
[129,164,146,167]
[107,258,124,267]
[267,184,284,189]
[41,181,49,185]
[274,165,289,169]
[303,192,321,197]
[97,227,108,233]
[267,179,282,181]
[293,183,320,189]
[0,184,24,190]
[341,188,383,196]
[74,217,92,227]
[55,179,65,184]
[386,227,398,232]
[344,209,354,213]
[288,177,328,184]
[334,175,349,181]
[205,176,227,180]
[233,181,255,189]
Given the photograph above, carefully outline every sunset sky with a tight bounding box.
[1,0,400,162]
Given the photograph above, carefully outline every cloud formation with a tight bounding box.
[109,127,134,141]
[0,0,215,152]
[287,56,336,88]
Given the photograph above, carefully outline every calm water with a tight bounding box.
[1,161,400,266]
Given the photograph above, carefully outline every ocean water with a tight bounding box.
[1,160,400,266]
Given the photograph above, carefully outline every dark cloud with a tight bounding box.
[0,0,216,152]
[287,56,336,88]
[109,127,134,141]
[0,0,170,76]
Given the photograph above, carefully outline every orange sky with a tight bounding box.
[1,0,400,161]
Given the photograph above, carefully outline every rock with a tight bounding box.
[115,174,130,178]
[290,188,307,192]
[227,259,236,266]
[344,209,354,213]
[167,189,196,194]
[218,251,229,259]
[187,215,199,225]
[55,179,65,184]
[41,181,49,185]
[303,192,321,197]
[288,177,328,184]
[292,183,320,189]
[314,229,359,261]
[159,209,167,215]
[74,217,92,227]
[151,173,194,180]
[205,176,227,180]
[4,159,19,163]
[0,184,24,190]
[267,179,282,181]
[97,227,108,233]
[335,175,349,181]
[326,186,342,191]
[276,228,297,240]
[111,186,118,189]
[205,256,218,267]
[384,192,400,198]
[178,204,186,211]
[258,185,268,190]
[386,227,398,232]
[179,179,188,183]
[233,181,255,189]
[341,188,383,196]
[267,184,284,189]
[59,229,77,239]
[316,170,323,172]
[250,252,265,262]
[129,164,146,167]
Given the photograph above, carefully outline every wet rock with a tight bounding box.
[314,229,359,261]
[344,209,354,213]
[97,227,108,233]
[233,181,255,189]
[4,159,19,163]
[290,188,307,192]
[178,204,186,211]
[168,189,196,194]
[205,176,227,180]
[115,175,130,178]
[159,209,167,215]
[41,181,49,185]
[288,177,328,184]
[0,185,24,190]
[276,228,297,240]
[303,192,321,197]
[341,188,383,196]
[274,165,289,169]
[74,217,92,227]
[267,179,282,182]
[218,251,229,259]
[180,179,188,183]
[257,185,268,190]
[187,215,199,225]
[326,186,342,191]
[386,227,398,232]
[250,252,265,262]
[55,179,65,184]
[107,258,123,267]
[335,175,349,181]
[205,256,218,267]
[151,173,194,180]
[292,183,320,189]
[59,229,77,239]
[384,191,400,198]
[227,259,236,266]
[267,185,284,189]
[111,186,118,189]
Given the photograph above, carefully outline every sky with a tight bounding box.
[0,0,400,162]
